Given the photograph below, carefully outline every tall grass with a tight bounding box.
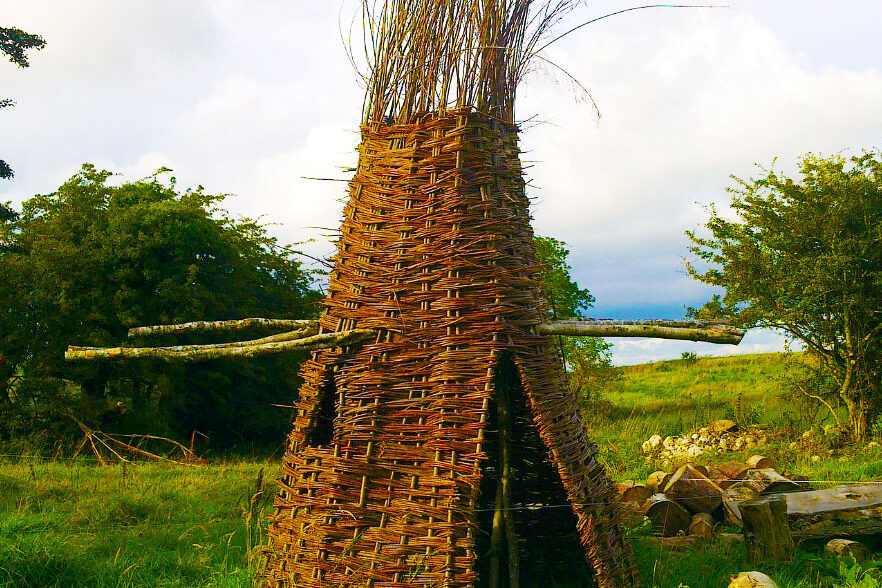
[0,460,272,588]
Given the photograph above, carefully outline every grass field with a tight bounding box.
[0,460,271,587]
[2,353,881,587]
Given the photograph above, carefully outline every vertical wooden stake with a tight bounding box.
[488,358,520,588]
[498,371,519,588]
[489,478,504,588]
[741,495,794,563]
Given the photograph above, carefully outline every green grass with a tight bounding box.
[587,352,882,483]
[1,352,880,587]
[0,459,271,588]
[589,352,882,588]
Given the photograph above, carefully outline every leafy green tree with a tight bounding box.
[533,235,618,408]
[0,165,321,450]
[1,26,45,179]
[687,151,882,440]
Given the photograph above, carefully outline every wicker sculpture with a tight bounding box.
[259,2,638,587]
[59,3,745,585]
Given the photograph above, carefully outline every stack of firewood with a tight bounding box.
[616,455,809,539]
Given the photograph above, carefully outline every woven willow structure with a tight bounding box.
[260,2,637,587]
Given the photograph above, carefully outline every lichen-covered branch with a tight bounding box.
[127,318,315,338]
[537,319,745,345]
[67,329,375,362]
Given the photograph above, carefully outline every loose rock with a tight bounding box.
[728,571,778,588]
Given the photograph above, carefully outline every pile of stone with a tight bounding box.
[640,419,769,469]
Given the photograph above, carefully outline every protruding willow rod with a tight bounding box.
[537,319,745,345]
[66,329,375,362]
[128,318,314,338]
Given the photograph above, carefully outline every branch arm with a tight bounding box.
[128,318,315,338]
[67,329,375,362]
[538,319,745,345]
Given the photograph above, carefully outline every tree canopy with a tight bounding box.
[687,151,882,440]
[1,26,45,179]
[533,235,617,406]
[0,165,321,450]
[0,27,45,68]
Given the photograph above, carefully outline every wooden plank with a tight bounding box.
[782,484,882,515]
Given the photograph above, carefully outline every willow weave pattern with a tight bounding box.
[261,110,636,587]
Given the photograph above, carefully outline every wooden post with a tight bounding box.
[741,495,794,563]
[490,361,519,588]
[688,513,715,539]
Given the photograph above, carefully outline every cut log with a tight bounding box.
[784,474,813,491]
[537,319,745,344]
[642,536,698,550]
[621,484,653,505]
[707,467,736,490]
[691,464,709,477]
[717,532,745,544]
[646,471,670,493]
[825,539,872,563]
[740,468,803,495]
[718,462,750,482]
[645,494,691,537]
[615,481,634,496]
[722,483,758,527]
[741,495,794,563]
[795,514,882,541]
[663,464,723,514]
[688,512,715,539]
[746,455,774,470]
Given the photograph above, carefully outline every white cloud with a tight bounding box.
[609,328,794,366]
[516,9,882,315]
[1,1,880,357]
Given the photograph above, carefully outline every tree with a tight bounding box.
[687,151,882,440]
[0,165,321,449]
[1,26,45,179]
[533,235,619,408]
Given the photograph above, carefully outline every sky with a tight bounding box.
[2,1,881,364]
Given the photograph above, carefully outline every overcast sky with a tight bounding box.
[2,1,881,364]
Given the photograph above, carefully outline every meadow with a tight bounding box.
[2,352,881,588]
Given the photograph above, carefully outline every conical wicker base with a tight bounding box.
[260,110,636,588]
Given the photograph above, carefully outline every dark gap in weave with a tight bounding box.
[476,352,595,588]
[305,369,337,447]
